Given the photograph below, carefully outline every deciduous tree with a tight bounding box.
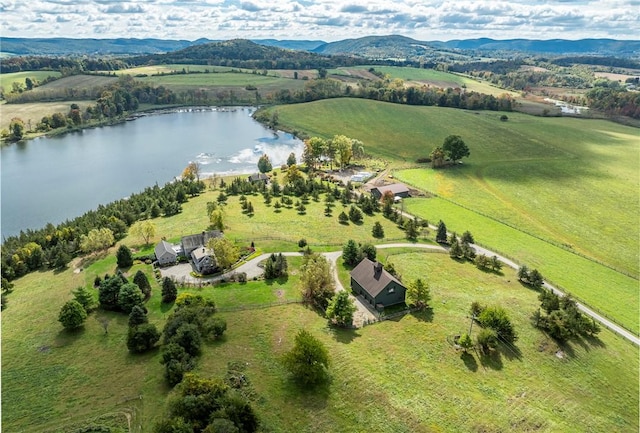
[282,329,330,386]
[80,228,115,253]
[442,135,470,163]
[326,291,356,327]
[208,238,240,270]
[300,253,335,310]
[131,220,156,246]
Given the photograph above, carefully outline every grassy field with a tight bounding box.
[0,100,93,130]
[108,64,246,76]
[332,66,521,97]
[4,241,637,431]
[0,71,62,93]
[122,178,410,253]
[264,98,639,331]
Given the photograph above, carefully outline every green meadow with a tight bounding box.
[332,65,520,97]
[0,70,62,93]
[3,237,637,431]
[265,98,640,332]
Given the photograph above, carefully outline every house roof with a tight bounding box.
[191,247,215,263]
[372,183,410,196]
[350,258,404,298]
[155,240,176,257]
[181,230,222,250]
[248,173,269,182]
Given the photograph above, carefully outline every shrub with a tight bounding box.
[58,300,87,330]
[127,323,161,353]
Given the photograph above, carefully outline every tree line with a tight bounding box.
[267,76,514,111]
[1,178,205,283]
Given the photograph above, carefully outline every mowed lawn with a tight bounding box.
[269,98,640,331]
[3,243,637,432]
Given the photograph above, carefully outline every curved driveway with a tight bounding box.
[160,242,639,345]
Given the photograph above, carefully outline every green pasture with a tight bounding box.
[139,72,300,90]
[334,65,520,97]
[109,64,245,76]
[0,70,62,93]
[3,184,638,431]
[403,197,639,333]
[269,98,639,328]
[33,74,118,91]
[201,253,638,433]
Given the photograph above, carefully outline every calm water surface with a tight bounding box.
[1,107,303,238]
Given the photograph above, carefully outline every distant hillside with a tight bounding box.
[0,37,325,56]
[433,38,640,56]
[127,39,362,69]
[313,35,436,59]
[315,35,640,58]
[0,37,202,55]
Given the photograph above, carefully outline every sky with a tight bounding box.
[1,0,639,42]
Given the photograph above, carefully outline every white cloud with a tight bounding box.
[1,0,637,41]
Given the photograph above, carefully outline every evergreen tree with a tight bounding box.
[407,278,431,309]
[128,305,149,327]
[338,211,349,224]
[133,269,151,298]
[449,238,463,259]
[372,221,385,239]
[342,240,360,267]
[127,323,161,353]
[348,205,363,223]
[116,244,134,268]
[404,218,419,241]
[118,282,145,313]
[436,220,448,243]
[460,230,475,245]
[162,277,178,303]
[72,285,96,313]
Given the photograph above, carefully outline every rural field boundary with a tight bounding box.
[398,177,637,280]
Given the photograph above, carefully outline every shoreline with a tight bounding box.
[1,104,269,147]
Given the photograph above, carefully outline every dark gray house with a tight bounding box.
[181,230,222,256]
[248,173,269,184]
[154,240,178,266]
[371,183,410,200]
[350,258,407,309]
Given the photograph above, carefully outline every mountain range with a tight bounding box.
[1,35,639,58]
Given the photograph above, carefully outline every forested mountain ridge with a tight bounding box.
[126,39,363,69]
[3,35,638,58]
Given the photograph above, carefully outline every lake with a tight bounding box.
[1,107,303,239]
